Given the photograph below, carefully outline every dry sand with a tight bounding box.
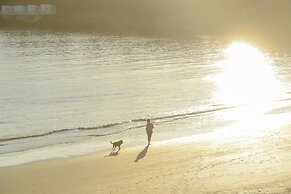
[0,123,290,194]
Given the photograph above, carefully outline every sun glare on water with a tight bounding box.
[214,42,284,106]
[208,42,288,136]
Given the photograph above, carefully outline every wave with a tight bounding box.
[0,105,233,143]
[0,128,75,142]
[2,95,290,143]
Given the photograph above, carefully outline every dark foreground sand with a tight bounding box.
[0,121,290,194]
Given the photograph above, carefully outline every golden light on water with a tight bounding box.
[214,42,285,106]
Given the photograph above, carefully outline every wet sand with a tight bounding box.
[0,123,290,194]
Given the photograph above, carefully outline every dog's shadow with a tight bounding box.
[104,151,120,158]
[134,146,149,162]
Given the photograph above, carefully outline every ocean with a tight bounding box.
[0,30,290,166]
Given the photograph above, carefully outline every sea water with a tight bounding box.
[0,30,290,166]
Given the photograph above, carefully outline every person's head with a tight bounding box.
[147,119,150,123]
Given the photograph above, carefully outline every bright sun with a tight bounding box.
[214,42,284,105]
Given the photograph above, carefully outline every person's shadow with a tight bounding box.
[134,146,149,162]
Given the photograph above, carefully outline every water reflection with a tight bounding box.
[216,42,284,105]
[210,42,287,123]
[213,42,285,106]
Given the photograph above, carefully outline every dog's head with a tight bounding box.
[119,140,123,144]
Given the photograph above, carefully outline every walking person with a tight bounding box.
[146,119,154,145]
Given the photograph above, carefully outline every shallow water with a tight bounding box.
[0,30,290,166]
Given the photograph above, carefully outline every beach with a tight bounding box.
[1,117,290,194]
[0,25,291,194]
[1,1,291,193]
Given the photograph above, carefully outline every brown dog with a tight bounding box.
[110,140,123,152]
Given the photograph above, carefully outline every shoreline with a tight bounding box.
[0,126,214,168]
[1,104,289,169]
[0,120,290,194]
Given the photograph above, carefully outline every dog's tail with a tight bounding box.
[110,141,113,144]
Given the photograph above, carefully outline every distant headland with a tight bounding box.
[1,0,291,45]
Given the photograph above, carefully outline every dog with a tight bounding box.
[110,140,123,152]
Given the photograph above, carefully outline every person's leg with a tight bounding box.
[147,134,152,145]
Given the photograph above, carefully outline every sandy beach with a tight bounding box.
[0,120,290,194]
[1,1,291,193]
